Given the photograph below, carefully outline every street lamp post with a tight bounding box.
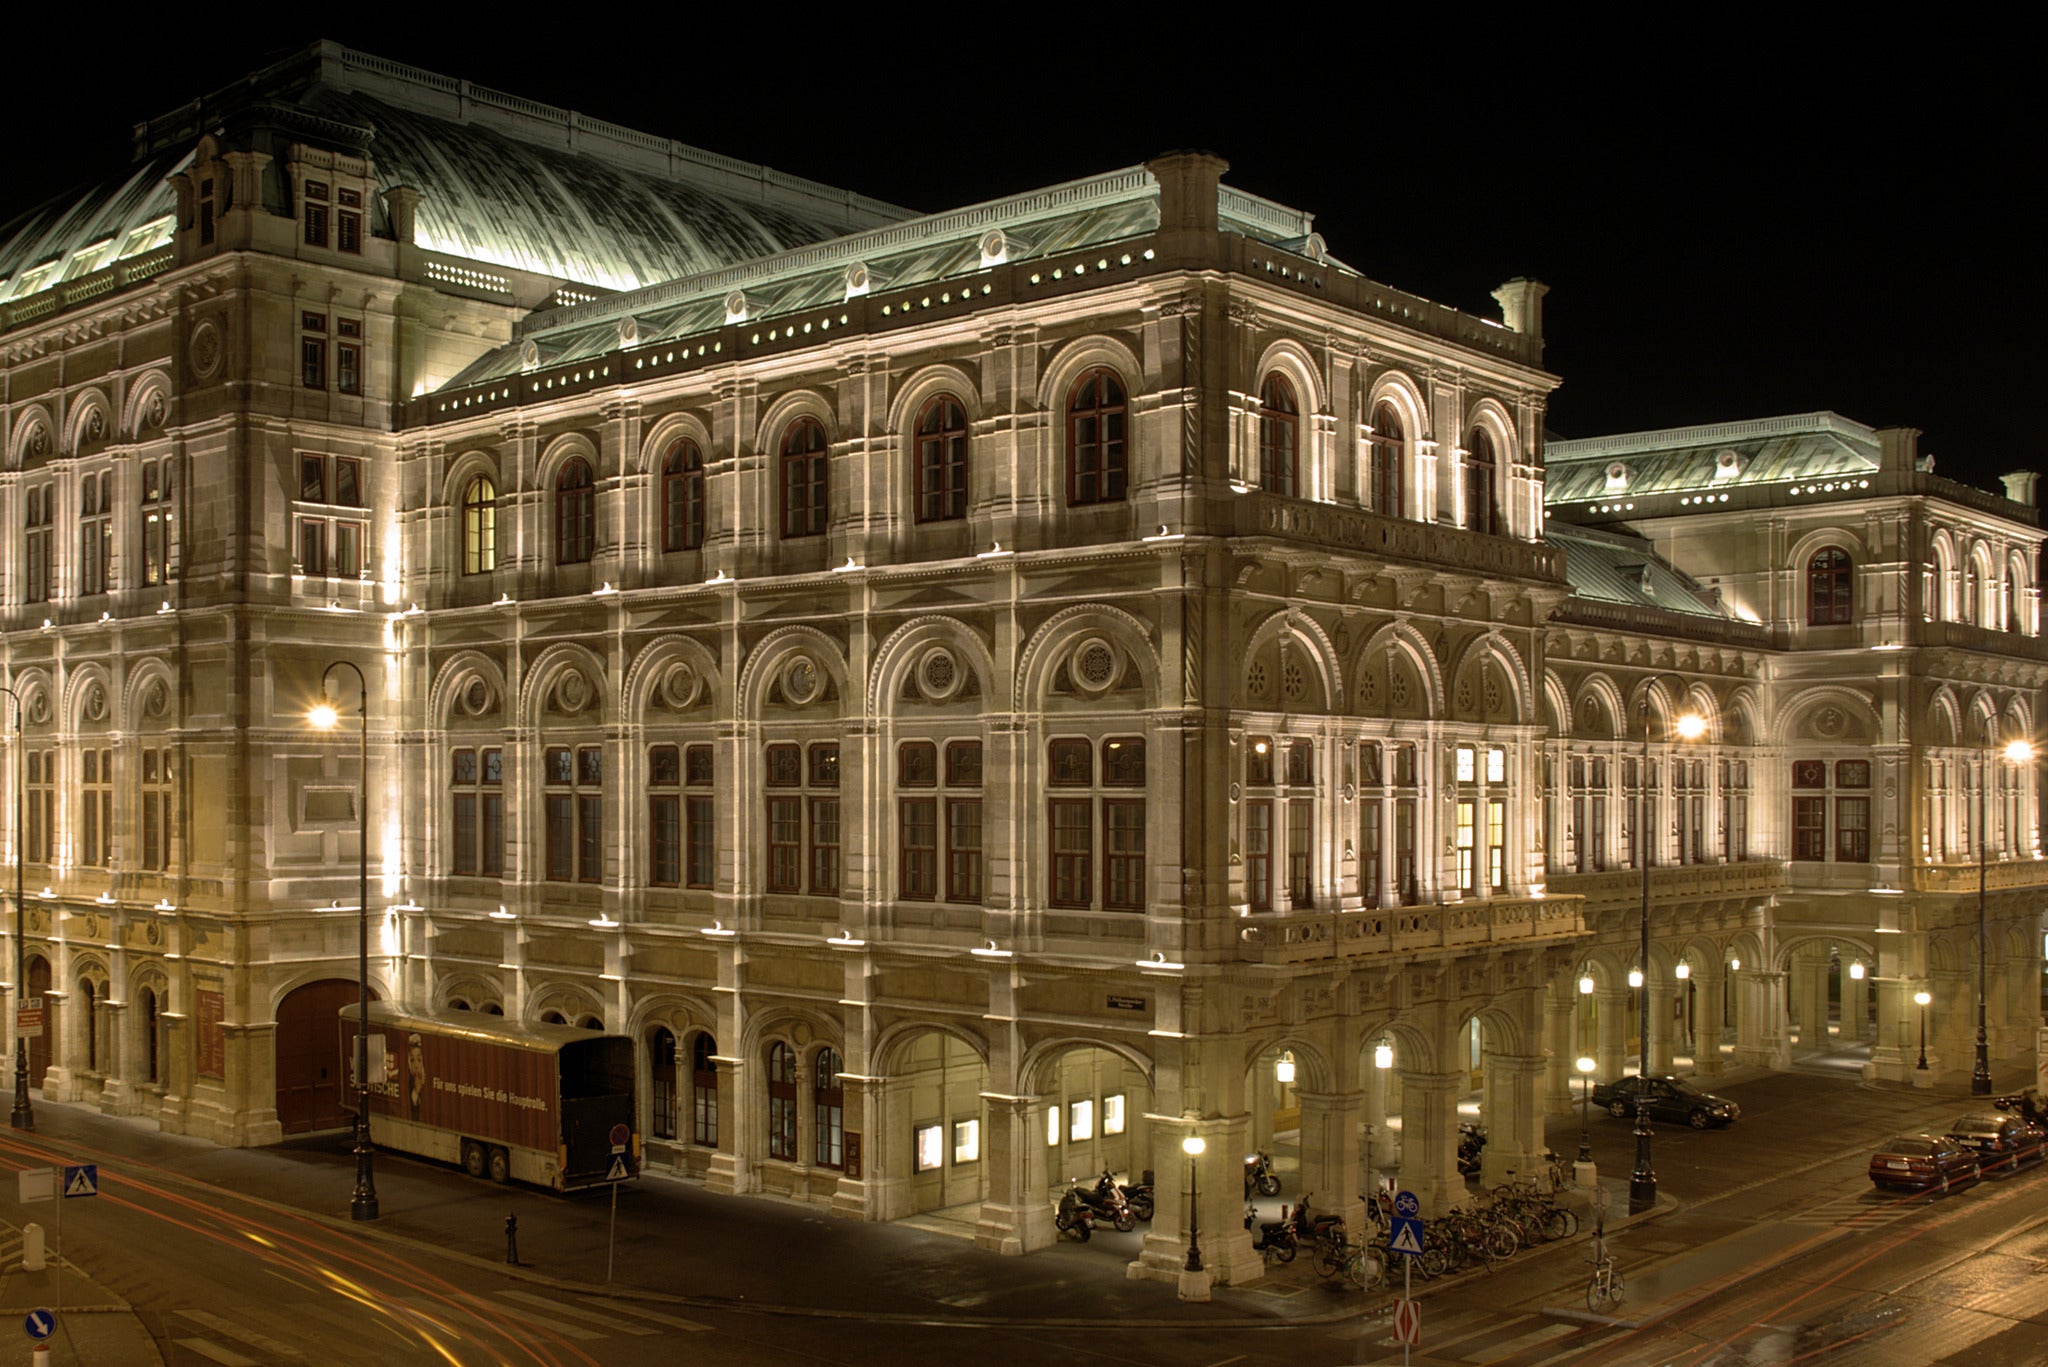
[1915,989,1932,1072]
[313,661,378,1221]
[1974,725,2036,1097]
[1631,699,1704,1216]
[1182,1134,1205,1272]
[3,686,29,1131]
[1576,1055,1596,1165]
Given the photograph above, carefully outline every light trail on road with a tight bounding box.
[0,1128,604,1366]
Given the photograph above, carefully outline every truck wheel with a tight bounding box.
[488,1147,511,1183]
[462,1141,487,1180]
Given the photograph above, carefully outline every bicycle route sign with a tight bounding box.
[1392,1297,1421,1345]
[1387,1188,1425,1257]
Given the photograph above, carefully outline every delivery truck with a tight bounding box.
[341,1002,637,1191]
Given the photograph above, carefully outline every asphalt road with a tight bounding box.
[4,1050,2048,1365]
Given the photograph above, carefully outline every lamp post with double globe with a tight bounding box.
[311,661,378,1221]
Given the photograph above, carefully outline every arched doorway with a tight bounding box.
[275,979,373,1134]
[26,957,54,1088]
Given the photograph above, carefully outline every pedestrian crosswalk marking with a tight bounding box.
[498,1288,661,1335]
[176,1309,308,1362]
[577,1295,714,1332]
[174,1340,262,1367]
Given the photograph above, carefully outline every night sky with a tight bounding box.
[11,23,2040,494]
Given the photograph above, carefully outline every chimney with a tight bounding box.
[1491,278,1549,357]
[383,186,424,246]
[1146,151,1229,241]
[2000,470,2040,506]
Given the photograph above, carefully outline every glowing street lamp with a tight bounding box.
[1576,1055,1597,1164]
[312,661,378,1221]
[1975,729,2037,1095]
[1915,989,1932,1072]
[3,686,28,1131]
[1182,1134,1207,1274]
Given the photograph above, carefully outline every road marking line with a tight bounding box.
[174,1340,262,1367]
[176,1308,307,1361]
[497,1288,659,1335]
[575,1295,713,1332]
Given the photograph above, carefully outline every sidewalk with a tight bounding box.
[0,1218,161,1366]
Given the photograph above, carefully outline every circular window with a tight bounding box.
[555,670,589,713]
[663,663,699,709]
[784,656,820,705]
[190,320,222,380]
[917,647,960,701]
[145,680,170,719]
[1073,638,1119,693]
[83,684,107,722]
[463,678,493,716]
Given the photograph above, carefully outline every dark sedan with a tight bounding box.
[1589,1076,1740,1129]
[1869,1134,1982,1194]
[1948,1112,2048,1173]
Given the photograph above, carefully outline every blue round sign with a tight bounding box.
[25,1309,55,1341]
[1394,1189,1420,1218]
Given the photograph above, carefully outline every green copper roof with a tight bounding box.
[1544,412,1881,506]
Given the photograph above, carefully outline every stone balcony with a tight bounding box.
[1231,893,1583,967]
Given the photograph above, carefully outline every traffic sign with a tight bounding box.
[63,1164,98,1198]
[15,997,42,1040]
[24,1310,55,1341]
[17,1168,53,1204]
[1393,1188,1420,1218]
[1387,1214,1425,1257]
[609,1122,630,1153]
[1391,1297,1421,1345]
[604,1154,631,1182]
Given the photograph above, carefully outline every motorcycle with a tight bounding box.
[1288,1192,1347,1250]
[1245,1149,1282,1198]
[1054,1185,1096,1241]
[1245,1202,1298,1262]
[1116,1169,1155,1223]
[1456,1122,1488,1178]
[1073,1171,1137,1232]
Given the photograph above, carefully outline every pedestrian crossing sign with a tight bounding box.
[605,1154,630,1182]
[62,1165,98,1198]
[1388,1214,1425,1256]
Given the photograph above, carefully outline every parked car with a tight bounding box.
[1947,1111,2048,1173]
[1589,1076,1740,1129]
[1868,1133,1983,1194]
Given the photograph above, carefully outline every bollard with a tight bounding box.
[504,1213,518,1266]
[33,1344,49,1366]
[21,1222,45,1272]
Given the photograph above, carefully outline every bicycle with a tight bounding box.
[1584,1236,1624,1312]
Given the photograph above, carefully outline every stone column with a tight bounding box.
[1542,985,1575,1116]
[1297,1088,1366,1234]
[976,1094,1051,1255]
[1479,1053,1549,1187]
[1648,983,1677,1075]
[1840,968,1869,1044]
[1397,1071,1466,1215]
[1694,969,1727,1077]
[1595,989,1629,1082]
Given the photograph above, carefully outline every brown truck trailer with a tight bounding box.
[341,1002,637,1191]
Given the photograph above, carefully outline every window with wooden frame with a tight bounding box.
[648,743,682,887]
[301,311,326,389]
[450,746,504,877]
[463,476,497,574]
[336,186,363,254]
[78,470,112,594]
[779,418,828,538]
[1466,426,1498,535]
[691,1032,719,1146]
[1721,759,1749,861]
[1806,548,1853,625]
[1392,742,1419,902]
[1835,759,1871,862]
[1259,373,1298,497]
[685,744,715,889]
[1047,736,1146,911]
[1368,401,1404,517]
[766,1041,797,1161]
[662,438,705,552]
[814,1047,844,1169]
[303,179,329,247]
[25,750,54,863]
[1066,369,1128,506]
[140,745,174,871]
[79,748,113,866]
[1791,759,1828,861]
[543,743,603,882]
[336,318,362,395]
[24,485,52,603]
[141,459,172,587]
[915,395,969,523]
[765,741,839,895]
[556,458,595,564]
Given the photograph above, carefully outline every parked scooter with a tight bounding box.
[1456,1122,1488,1177]
[1116,1169,1155,1222]
[1246,1201,1298,1262]
[1072,1171,1138,1232]
[1245,1149,1282,1198]
[1288,1191,1347,1249]
[1054,1185,1096,1241]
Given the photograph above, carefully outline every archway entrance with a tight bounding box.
[26,957,53,1088]
[275,979,374,1134]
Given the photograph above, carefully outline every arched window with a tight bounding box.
[1258,373,1298,497]
[142,985,161,1084]
[463,476,496,574]
[915,395,969,523]
[2006,568,2023,633]
[691,1032,719,1147]
[1368,402,1404,517]
[780,418,828,538]
[1965,563,1982,625]
[82,979,99,1072]
[1807,548,1853,625]
[813,1046,844,1169]
[649,1026,677,1140]
[1067,369,1127,506]
[662,439,705,552]
[1465,427,1498,536]
[767,1041,798,1160]
[555,459,594,565]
